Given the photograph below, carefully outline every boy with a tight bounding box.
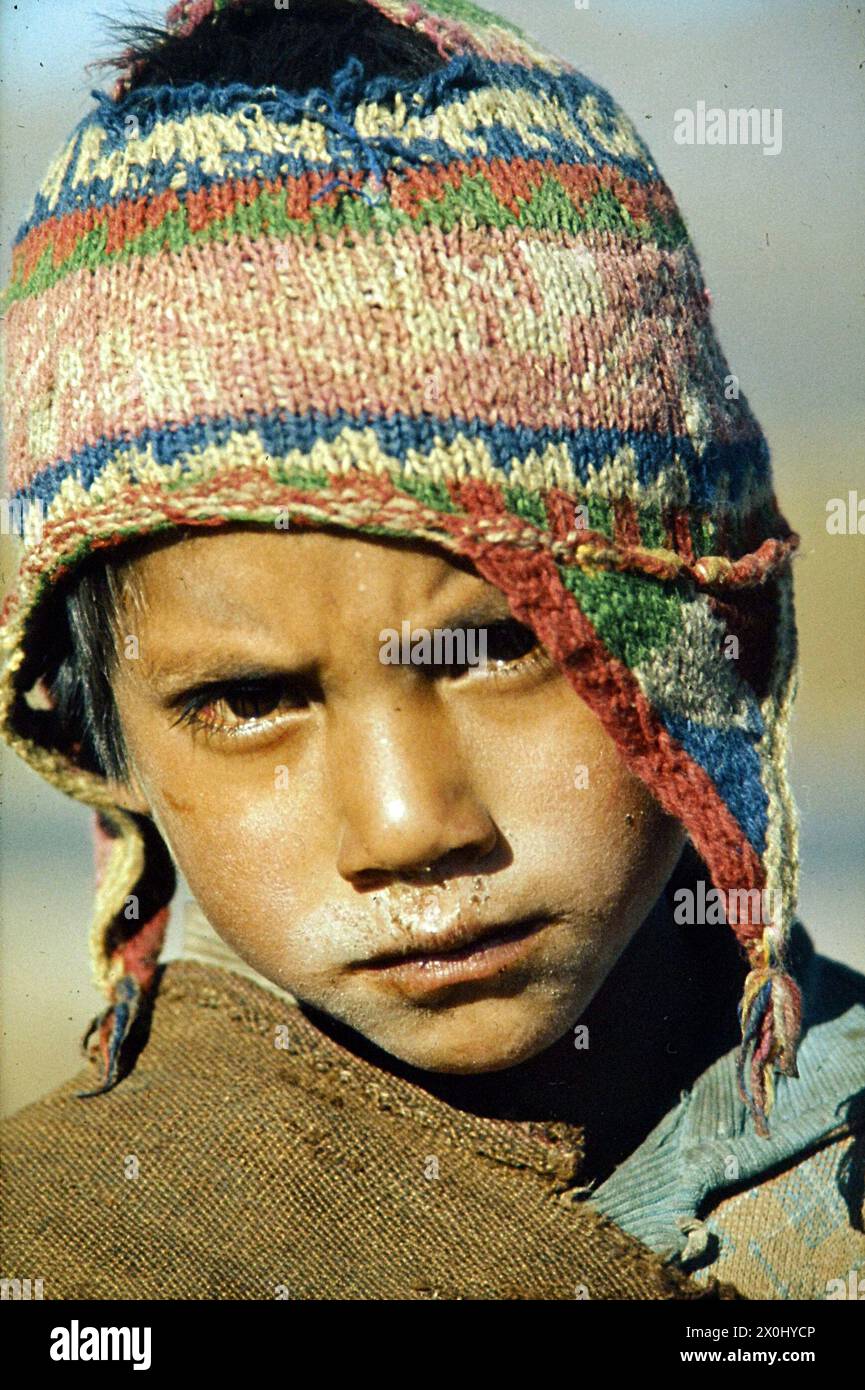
[1,0,862,1301]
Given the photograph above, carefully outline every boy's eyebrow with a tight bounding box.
[140,595,517,696]
[432,597,514,630]
[144,657,317,700]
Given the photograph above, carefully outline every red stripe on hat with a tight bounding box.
[435,529,767,927]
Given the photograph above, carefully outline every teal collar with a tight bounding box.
[588,924,865,1261]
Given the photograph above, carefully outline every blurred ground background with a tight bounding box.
[1,0,863,1115]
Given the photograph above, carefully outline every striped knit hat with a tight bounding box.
[0,0,801,1135]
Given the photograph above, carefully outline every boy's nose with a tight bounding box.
[330,700,497,885]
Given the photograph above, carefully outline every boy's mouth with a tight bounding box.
[353,914,553,993]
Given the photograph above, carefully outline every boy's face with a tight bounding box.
[111,528,684,1074]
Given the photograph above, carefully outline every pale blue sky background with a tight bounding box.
[1,0,863,1112]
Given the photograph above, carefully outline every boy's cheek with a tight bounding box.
[119,690,682,1018]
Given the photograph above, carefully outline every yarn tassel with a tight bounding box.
[77,974,143,1097]
[76,811,173,1097]
[77,901,171,1097]
[735,960,803,1138]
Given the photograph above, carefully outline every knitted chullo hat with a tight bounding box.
[1,0,801,1136]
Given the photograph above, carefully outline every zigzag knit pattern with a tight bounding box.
[0,0,801,1136]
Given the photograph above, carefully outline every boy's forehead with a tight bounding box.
[126,526,509,624]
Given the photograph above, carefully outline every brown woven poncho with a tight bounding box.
[1,959,743,1300]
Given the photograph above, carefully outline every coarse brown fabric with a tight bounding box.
[0,960,744,1300]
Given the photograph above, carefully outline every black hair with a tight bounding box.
[99,0,447,92]
[30,533,172,783]
[48,560,133,782]
[45,0,447,783]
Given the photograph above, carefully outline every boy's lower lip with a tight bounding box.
[359,916,551,993]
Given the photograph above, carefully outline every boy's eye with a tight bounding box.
[484,618,540,665]
[172,678,307,738]
[171,619,549,741]
[221,686,284,721]
[436,619,549,680]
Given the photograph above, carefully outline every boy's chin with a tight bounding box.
[357,996,581,1076]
